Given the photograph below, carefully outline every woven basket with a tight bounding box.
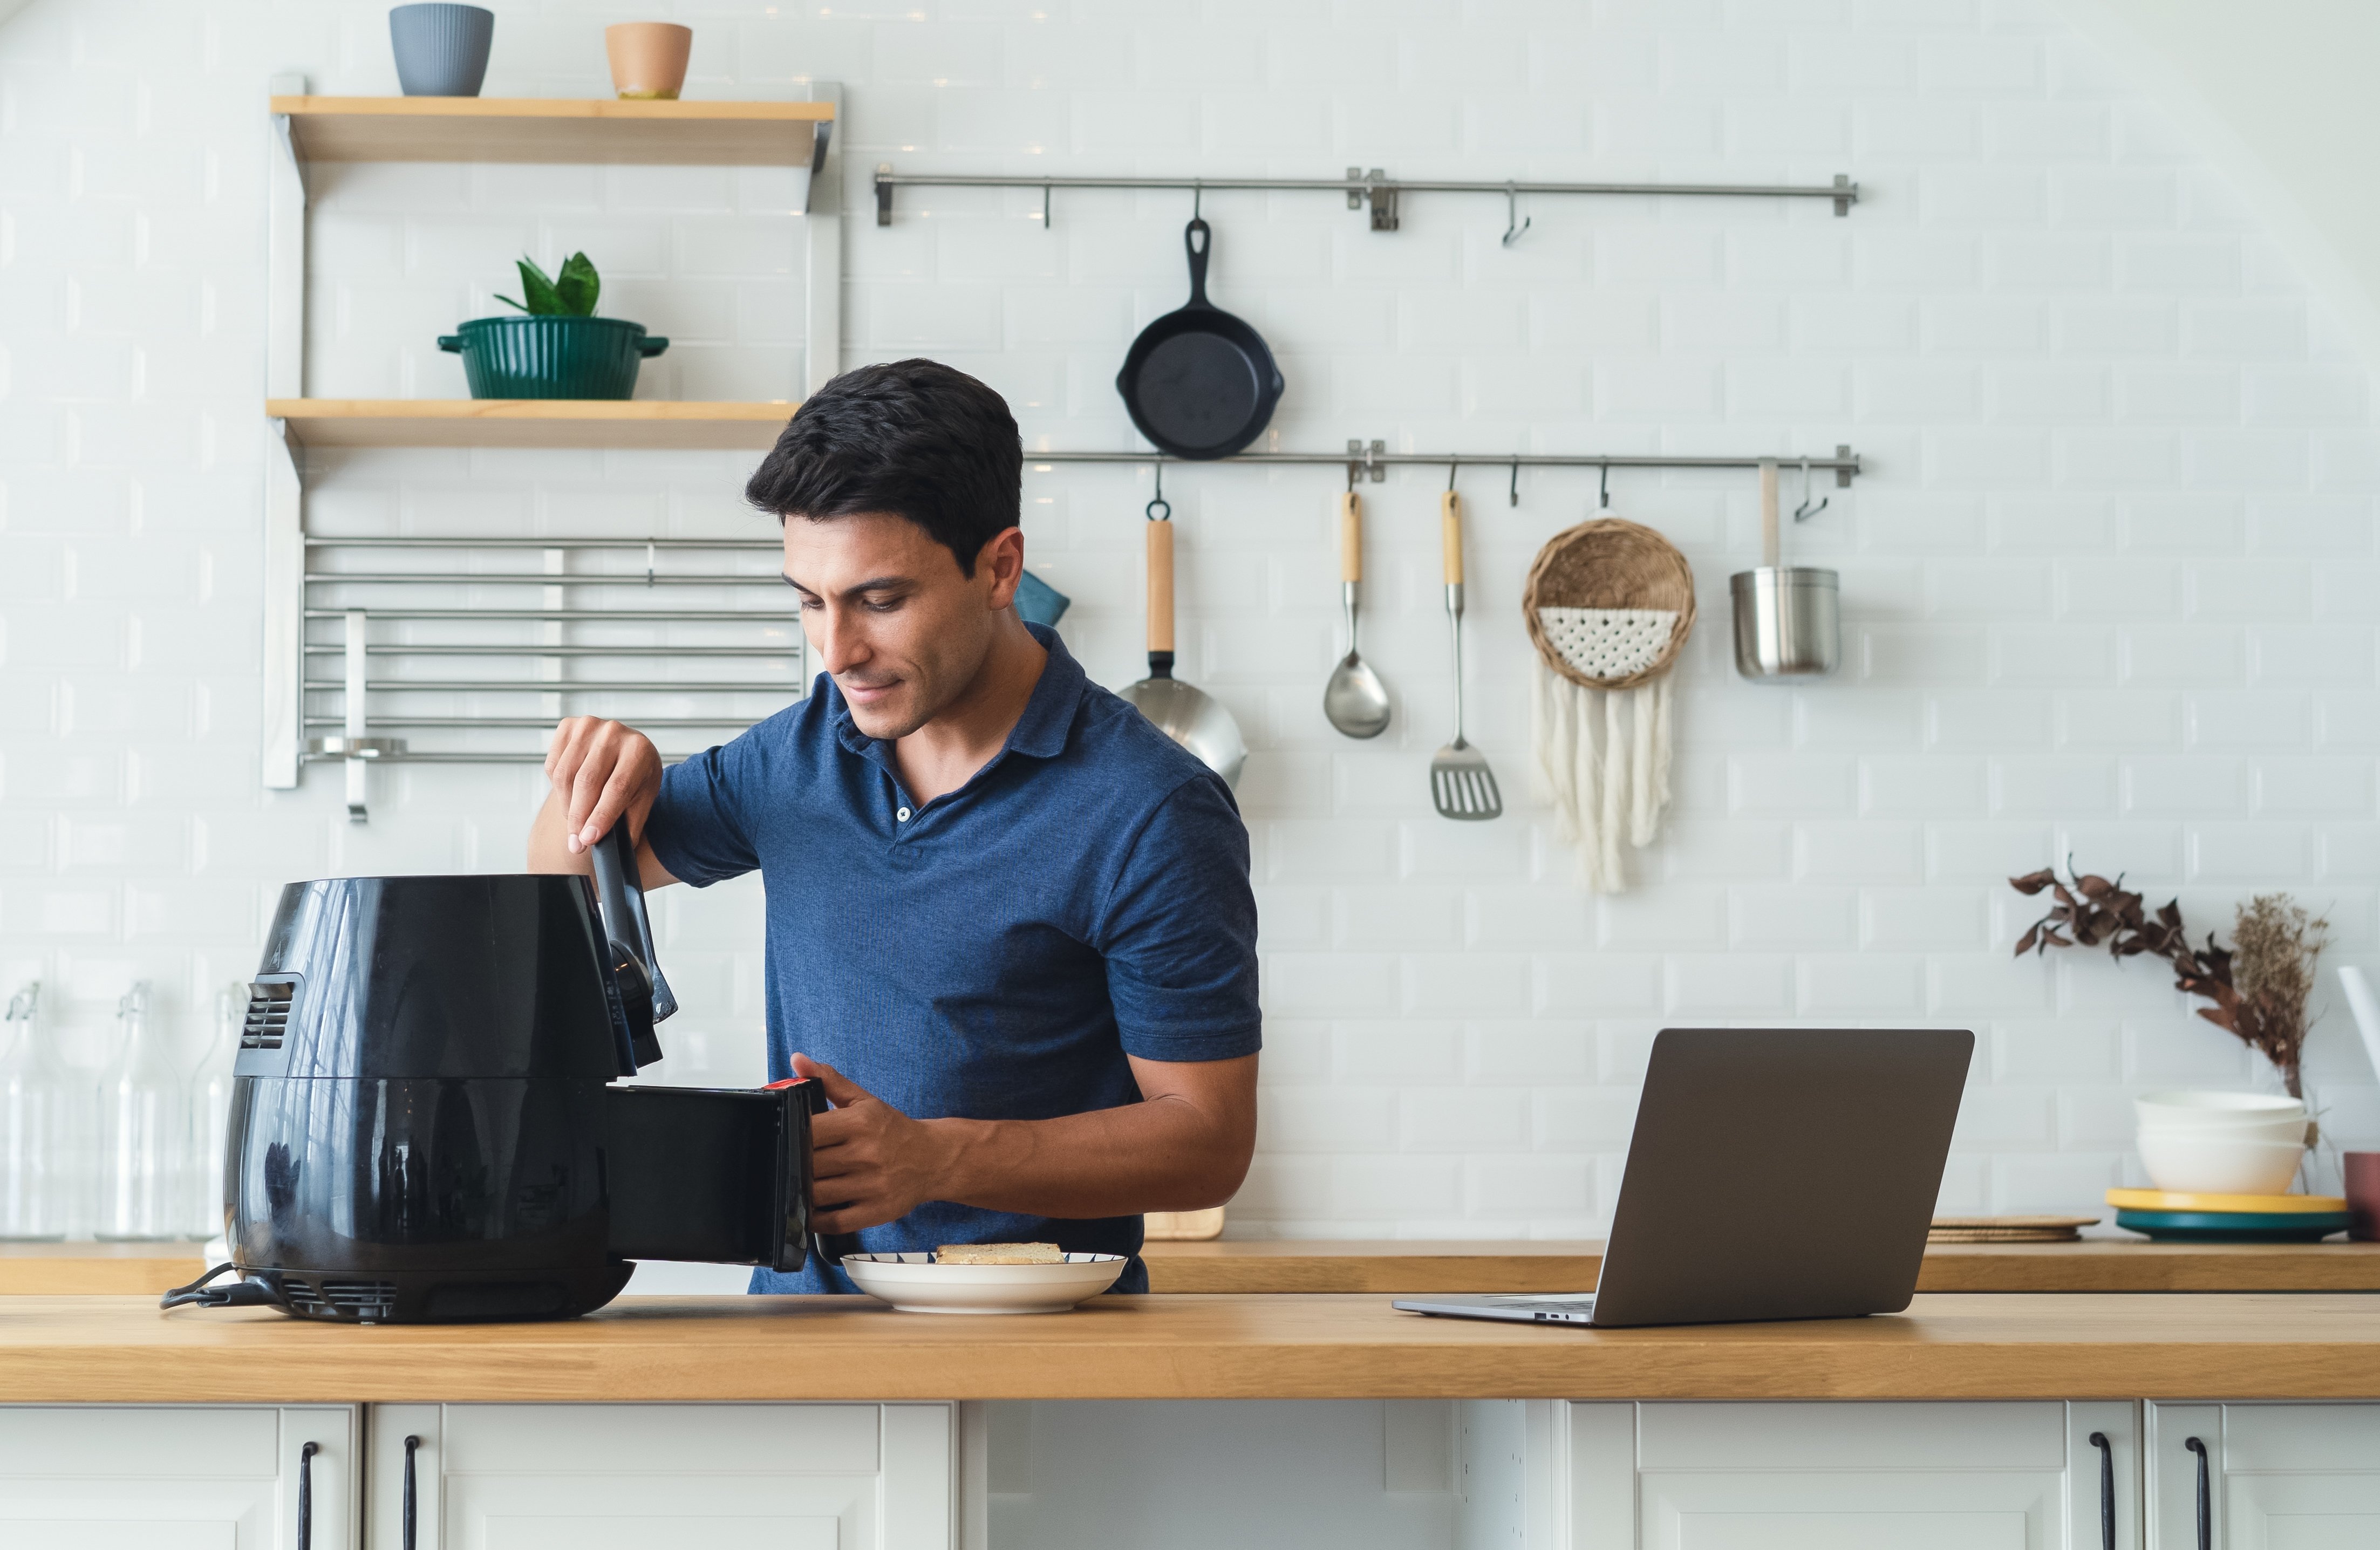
[1522,517,1697,691]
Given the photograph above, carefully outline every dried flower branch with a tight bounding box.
[2009,863,2328,1098]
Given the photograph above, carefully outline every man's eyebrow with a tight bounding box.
[779,574,913,595]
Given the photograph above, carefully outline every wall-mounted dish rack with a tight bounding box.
[302,536,803,821]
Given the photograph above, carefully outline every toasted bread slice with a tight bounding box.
[935,1242,1065,1265]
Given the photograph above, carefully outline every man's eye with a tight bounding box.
[863,596,904,613]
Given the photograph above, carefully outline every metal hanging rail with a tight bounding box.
[1026,443,1861,495]
[874,166,1859,229]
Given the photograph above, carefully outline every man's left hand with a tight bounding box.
[796,1054,956,1234]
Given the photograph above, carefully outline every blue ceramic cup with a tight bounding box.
[389,4,493,97]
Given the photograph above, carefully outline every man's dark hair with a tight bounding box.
[745,359,1021,577]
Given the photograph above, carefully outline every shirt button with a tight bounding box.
[896,807,912,822]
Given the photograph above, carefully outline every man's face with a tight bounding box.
[782,513,1024,741]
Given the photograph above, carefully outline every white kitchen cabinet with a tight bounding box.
[367,1402,957,1550]
[0,1404,358,1549]
[2147,1402,2380,1549]
[1559,1401,2139,1550]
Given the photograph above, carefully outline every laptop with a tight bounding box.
[1394,1027,1973,1328]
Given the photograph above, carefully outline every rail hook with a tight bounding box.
[1191,183,1202,221]
[1598,464,1611,510]
[1147,461,1171,523]
[1500,182,1531,248]
[1508,455,1520,508]
[1447,459,1459,493]
[1793,456,1829,523]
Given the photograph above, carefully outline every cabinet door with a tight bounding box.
[1596,1401,2135,1550]
[369,1402,953,1550]
[2148,1403,2380,1549]
[0,1405,356,1550]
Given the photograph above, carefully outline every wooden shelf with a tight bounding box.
[272,95,835,166]
[271,399,796,450]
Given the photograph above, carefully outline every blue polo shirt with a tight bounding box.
[644,624,1261,1294]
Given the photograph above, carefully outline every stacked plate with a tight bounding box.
[2106,1187,2349,1242]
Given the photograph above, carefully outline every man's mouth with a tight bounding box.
[839,677,901,707]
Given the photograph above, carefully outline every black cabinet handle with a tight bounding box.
[298,1440,319,1550]
[2089,1431,2114,1550]
[2187,1436,2212,1550]
[403,1434,421,1550]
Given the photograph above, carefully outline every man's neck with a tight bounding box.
[889,618,1049,806]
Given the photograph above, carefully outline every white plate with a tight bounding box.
[839,1252,1127,1315]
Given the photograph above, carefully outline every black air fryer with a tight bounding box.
[165,829,822,1323]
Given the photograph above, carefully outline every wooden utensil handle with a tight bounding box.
[1147,517,1175,655]
[1440,490,1464,586]
[1339,492,1362,584]
[1760,459,1780,570]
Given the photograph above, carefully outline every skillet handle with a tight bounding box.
[1147,515,1175,666]
[1339,492,1362,585]
[1183,217,1211,307]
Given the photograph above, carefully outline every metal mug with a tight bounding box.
[1729,566,1839,680]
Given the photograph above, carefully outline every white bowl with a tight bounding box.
[2136,1112,2309,1145]
[2136,1131,2307,1196]
[840,1252,1126,1315]
[2136,1090,2303,1120]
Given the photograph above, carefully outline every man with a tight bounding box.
[528,359,1260,1294]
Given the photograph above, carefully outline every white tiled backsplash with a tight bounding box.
[3,0,2376,1235]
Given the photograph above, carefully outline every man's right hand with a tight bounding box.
[529,717,672,878]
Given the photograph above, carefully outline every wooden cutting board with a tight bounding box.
[1143,1208,1226,1241]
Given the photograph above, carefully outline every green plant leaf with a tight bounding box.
[510,256,565,316]
[553,251,600,317]
[495,293,529,313]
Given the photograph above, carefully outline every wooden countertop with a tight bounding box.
[1143,1239,2380,1294]
[14,1239,2380,1296]
[10,1293,2380,1403]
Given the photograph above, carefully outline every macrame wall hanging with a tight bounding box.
[1523,517,1697,893]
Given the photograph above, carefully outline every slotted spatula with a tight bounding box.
[1431,489,1502,820]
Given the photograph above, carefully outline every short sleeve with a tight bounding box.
[645,738,762,888]
[1097,774,1263,1063]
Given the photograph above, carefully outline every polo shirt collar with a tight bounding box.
[829,622,1083,765]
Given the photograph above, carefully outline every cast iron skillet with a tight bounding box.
[1116,217,1285,460]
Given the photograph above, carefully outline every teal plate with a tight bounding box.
[2115,1207,2348,1242]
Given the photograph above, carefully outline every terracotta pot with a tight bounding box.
[605,22,692,101]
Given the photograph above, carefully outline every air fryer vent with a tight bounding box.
[284,1278,396,1320]
[241,980,296,1050]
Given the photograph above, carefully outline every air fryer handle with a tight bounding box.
[800,1077,863,1267]
[591,822,674,1068]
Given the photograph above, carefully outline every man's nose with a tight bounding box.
[811,605,869,674]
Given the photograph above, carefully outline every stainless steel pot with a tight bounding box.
[1730,460,1840,681]
[1729,566,1839,679]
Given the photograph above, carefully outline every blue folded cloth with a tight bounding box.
[1016,569,1070,629]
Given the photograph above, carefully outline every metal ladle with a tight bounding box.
[1121,486,1246,788]
[1322,485,1391,739]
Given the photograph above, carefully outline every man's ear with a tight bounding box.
[978,527,1026,611]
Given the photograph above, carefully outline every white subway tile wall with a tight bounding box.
[2,0,2375,1235]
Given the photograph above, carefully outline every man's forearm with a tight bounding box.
[924,1093,1251,1219]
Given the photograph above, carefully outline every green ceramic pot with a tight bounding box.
[437,316,670,400]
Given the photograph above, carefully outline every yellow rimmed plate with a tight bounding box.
[2106,1187,2346,1214]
